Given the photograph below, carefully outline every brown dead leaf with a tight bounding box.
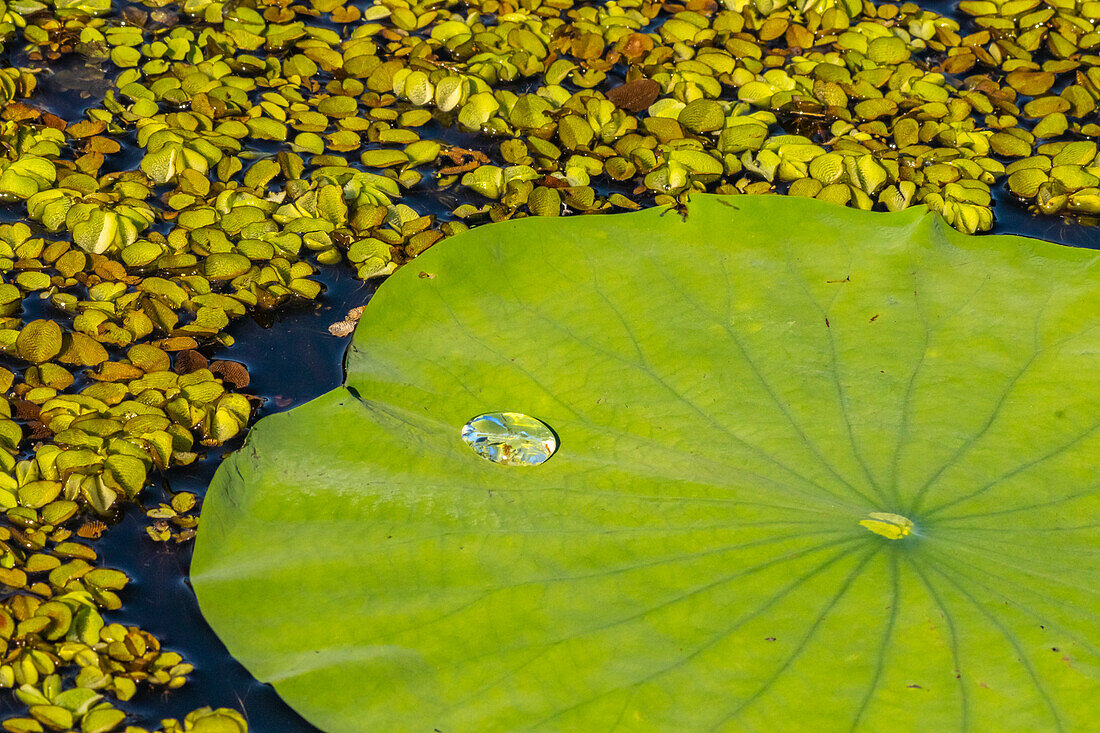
[620,33,654,62]
[607,78,661,112]
[173,349,208,374]
[209,360,250,389]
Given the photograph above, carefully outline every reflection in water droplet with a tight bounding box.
[461,412,557,466]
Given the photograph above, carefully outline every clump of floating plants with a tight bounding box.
[0,0,1092,726]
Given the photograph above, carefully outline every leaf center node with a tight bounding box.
[859,512,915,540]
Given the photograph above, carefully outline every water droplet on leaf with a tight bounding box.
[461,412,557,466]
[860,512,914,540]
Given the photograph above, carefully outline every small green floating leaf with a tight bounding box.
[194,196,1100,732]
[0,156,56,199]
[16,320,63,364]
[80,708,126,733]
[141,146,178,185]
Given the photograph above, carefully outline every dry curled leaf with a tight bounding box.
[328,321,356,337]
[329,305,367,337]
[77,520,107,540]
[438,146,491,175]
[209,360,250,389]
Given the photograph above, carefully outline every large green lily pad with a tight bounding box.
[192,195,1100,731]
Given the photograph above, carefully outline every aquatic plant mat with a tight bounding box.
[4,0,1100,727]
[194,195,1100,732]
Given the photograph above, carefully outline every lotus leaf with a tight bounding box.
[194,195,1100,731]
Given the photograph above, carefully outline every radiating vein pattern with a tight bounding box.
[193,196,1100,732]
